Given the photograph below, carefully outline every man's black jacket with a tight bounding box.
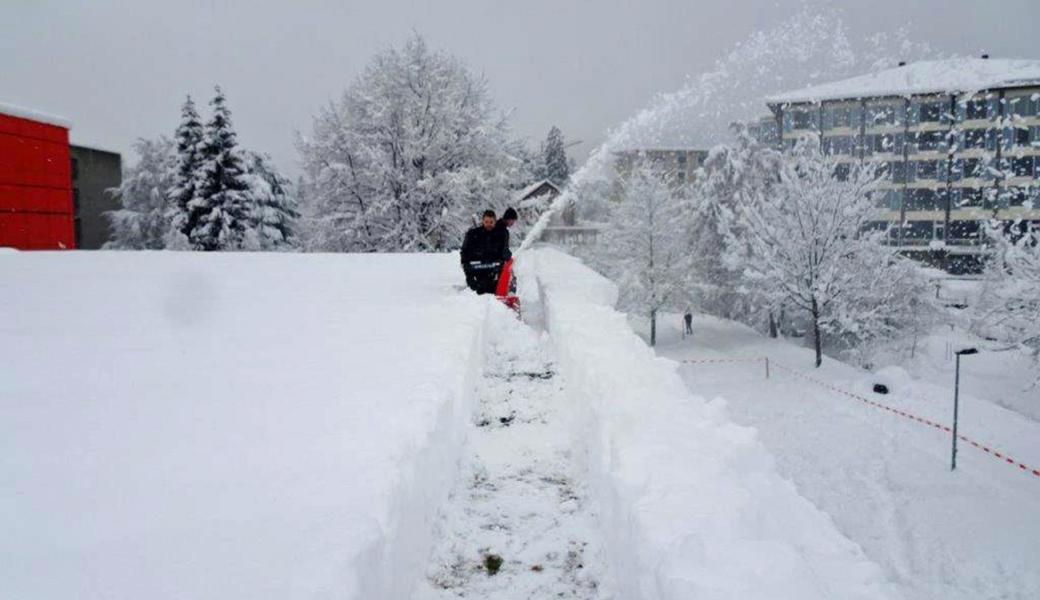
[461,223,510,266]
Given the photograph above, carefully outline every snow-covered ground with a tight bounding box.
[414,307,614,598]
[647,313,1040,600]
[521,247,901,600]
[6,247,1033,600]
[0,251,486,600]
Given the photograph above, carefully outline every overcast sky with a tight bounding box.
[3,0,1038,175]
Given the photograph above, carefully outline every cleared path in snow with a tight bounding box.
[413,310,613,599]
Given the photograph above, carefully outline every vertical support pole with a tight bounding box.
[764,357,770,380]
[952,354,961,471]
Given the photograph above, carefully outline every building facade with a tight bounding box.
[0,103,75,250]
[766,58,1040,273]
[613,148,708,187]
[70,145,122,249]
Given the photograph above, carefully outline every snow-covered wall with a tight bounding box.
[520,247,902,600]
[0,251,486,600]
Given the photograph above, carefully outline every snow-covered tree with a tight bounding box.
[105,136,176,249]
[187,87,255,251]
[595,162,691,346]
[166,96,205,249]
[728,138,929,367]
[241,151,299,251]
[298,34,522,252]
[542,126,570,186]
[975,224,1040,383]
[693,127,783,327]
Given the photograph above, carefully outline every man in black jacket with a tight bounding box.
[461,209,511,294]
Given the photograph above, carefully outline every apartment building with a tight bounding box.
[766,57,1040,272]
[613,148,708,187]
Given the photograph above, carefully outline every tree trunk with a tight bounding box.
[768,311,778,338]
[650,308,657,347]
[811,296,822,368]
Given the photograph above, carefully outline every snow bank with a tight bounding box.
[518,247,900,600]
[0,251,487,600]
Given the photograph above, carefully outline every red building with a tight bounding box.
[0,103,75,250]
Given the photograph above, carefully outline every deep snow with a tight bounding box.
[519,247,902,600]
[649,313,1040,600]
[0,251,486,600]
[8,247,1029,600]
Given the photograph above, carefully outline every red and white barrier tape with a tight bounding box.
[680,356,1039,479]
[770,362,1040,480]
[682,357,763,365]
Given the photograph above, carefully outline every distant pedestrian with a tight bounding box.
[683,310,693,337]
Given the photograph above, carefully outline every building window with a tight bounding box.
[866,103,904,127]
[864,133,904,155]
[954,187,984,208]
[1008,127,1031,147]
[890,161,907,183]
[913,130,948,152]
[1002,186,1036,208]
[1009,95,1039,118]
[790,108,817,130]
[915,101,945,123]
[907,188,945,211]
[903,221,933,240]
[963,98,990,120]
[961,128,988,150]
[71,157,79,180]
[948,220,980,242]
[822,104,862,130]
[823,135,856,155]
[913,160,939,181]
[1011,156,1035,178]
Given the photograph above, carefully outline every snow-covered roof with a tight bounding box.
[0,100,72,129]
[767,58,1040,104]
[517,179,561,200]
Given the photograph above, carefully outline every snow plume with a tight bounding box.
[520,2,941,252]
[297,34,523,253]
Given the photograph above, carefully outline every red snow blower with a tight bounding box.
[495,258,520,314]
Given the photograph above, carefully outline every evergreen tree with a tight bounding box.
[166,96,205,248]
[242,151,300,250]
[542,126,570,185]
[188,87,254,251]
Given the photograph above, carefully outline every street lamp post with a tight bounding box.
[951,347,978,471]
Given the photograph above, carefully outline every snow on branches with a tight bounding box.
[594,161,692,346]
[107,90,298,251]
[976,224,1040,383]
[105,136,176,250]
[297,34,522,252]
[716,136,932,367]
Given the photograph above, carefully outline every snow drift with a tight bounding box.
[518,247,901,600]
[0,251,488,600]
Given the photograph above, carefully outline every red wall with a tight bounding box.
[0,112,75,250]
